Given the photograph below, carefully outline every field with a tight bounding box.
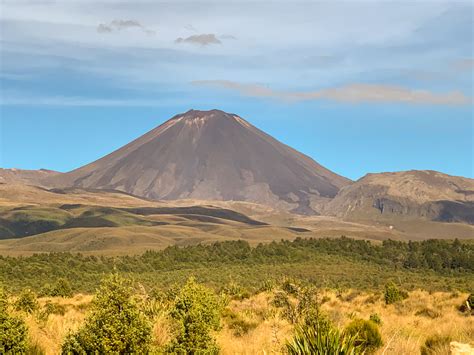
[1,183,474,257]
[6,284,474,354]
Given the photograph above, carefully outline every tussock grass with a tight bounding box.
[17,290,473,355]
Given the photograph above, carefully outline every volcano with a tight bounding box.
[46,109,350,213]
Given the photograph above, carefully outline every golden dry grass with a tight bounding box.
[19,290,473,355]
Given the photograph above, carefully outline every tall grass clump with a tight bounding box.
[286,324,361,355]
[344,319,383,353]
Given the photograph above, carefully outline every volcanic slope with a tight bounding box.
[325,170,474,224]
[45,109,350,214]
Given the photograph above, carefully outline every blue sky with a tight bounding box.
[0,0,472,180]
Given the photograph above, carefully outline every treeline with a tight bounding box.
[0,237,472,294]
[140,237,473,272]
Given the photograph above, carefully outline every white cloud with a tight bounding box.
[175,34,221,46]
[97,19,156,35]
[0,95,168,107]
[192,80,471,105]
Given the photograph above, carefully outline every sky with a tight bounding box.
[0,0,473,180]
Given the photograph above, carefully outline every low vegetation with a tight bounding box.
[0,275,472,354]
[0,237,472,354]
[1,237,472,294]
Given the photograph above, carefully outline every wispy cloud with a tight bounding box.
[175,34,222,46]
[0,96,167,107]
[220,34,237,40]
[192,80,471,106]
[452,58,474,72]
[97,19,156,35]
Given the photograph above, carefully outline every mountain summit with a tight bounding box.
[46,109,350,213]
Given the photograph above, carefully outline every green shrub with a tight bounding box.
[39,302,67,322]
[384,282,408,305]
[0,287,29,354]
[49,278,73,298]
[467,294,474,308]
[369,313,382,325]
[258,279,276,293]
[272,291,289,308]
[61,274,152,354]
[282,279,300,296]
[287,323,361,354]
[420,334,452,355]
[221,281,250,300]
[459,293,473,314]
[226,315,258,337]
[15,289,39,314]
[344,319,383,353]
[167,277,222,354]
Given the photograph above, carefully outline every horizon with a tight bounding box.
[1,1,473,180]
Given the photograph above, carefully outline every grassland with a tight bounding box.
[8,286,474,354]
[1,183,473,257]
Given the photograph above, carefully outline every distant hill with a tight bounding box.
[45,109,350,214]
[325,170,474,224]
[0,168,60,186]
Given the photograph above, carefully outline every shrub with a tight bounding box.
[272,291,289,308]
[0,287,29,354]
[420,334,452,355]
[61,274,152,354]
[415,308,441,319]
[221,281,250,300]
[258,279,276,292]
[228,316,258,337]
[287,324,361,354]
[468,294,474,308]
[39,302,67,322]
[282,279,300,296]
[344,319,383,353]
[459,293,473,314]
[49,278,73,298]
[384,282,408,305]
[369,313,382,325]
[15,289,39,314]
[167,277,222,354]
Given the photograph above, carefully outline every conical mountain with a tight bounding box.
[46,109,350,214]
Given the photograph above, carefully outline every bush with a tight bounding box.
[0,287,29,354]
[468,294,474,308]
[49,278,73,298]
[384,282,408,305]
[226,314,258,337]
[287,323,361,354]
[415,308,441,319]
[420,334,452,355]
[258,279,276,292]
[167,277,222,354]
[344,319,383,353]
[220,281,250,300]
[459,293,473,314]
[15,289,39,314]
[61,274,152,354]
[272,291,289,308]
[39,302,67,322]
[369,313,382,325]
